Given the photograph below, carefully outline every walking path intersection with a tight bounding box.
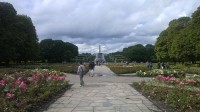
[44,65,161,112]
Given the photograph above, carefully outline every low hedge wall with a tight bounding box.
[108,66,149,74]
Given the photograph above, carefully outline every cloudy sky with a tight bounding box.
[2,0,200,54]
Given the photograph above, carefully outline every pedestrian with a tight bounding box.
[146,61,149,68]
[149,62,153,69]
[157,62,161,69]
[165,62,169,69]
[77,61,85,87]
[161,62,165,69]
[89,61,95,77]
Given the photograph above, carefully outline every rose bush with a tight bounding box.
[0,69,69,112]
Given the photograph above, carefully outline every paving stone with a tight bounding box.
[119,106,142,112]
[74,107,93,111]
[89,102,103,106]
[58,108,74,112]
[109,100,125,105]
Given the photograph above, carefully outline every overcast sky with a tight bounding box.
[2,0,200,54]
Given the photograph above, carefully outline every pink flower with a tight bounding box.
[55,75,60,80]
[196,94,200,97]
[19,81,27,92]
[6,92,14,99]
[48,75,54,80]
[187,79,196,83]
[0,80,5,86]
[179,81,185,85]
[32,74,39,81]
[61,76,66,80]
[15,77,22,85]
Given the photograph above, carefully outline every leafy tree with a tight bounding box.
[0,2,17,65]
[39,39,78,63]
[168,17,191,60]
[39,39,54,62]
[14,15,39,63]
[123,44,146,62]
[155,17,191,62]
[145,44,155,61]
[171,28,196,63]
[154,30,169,61]
[0,2,39,65]
[189,6,200,60]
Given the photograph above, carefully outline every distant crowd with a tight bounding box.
[146,61,169,69]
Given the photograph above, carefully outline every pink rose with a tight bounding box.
[6,92,14,99]
[179,81,185,85]
[0,80,5,86]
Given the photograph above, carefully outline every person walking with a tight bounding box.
[77,61,85,87]
[89,61,95,77]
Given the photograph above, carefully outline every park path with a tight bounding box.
[44,65,161,112]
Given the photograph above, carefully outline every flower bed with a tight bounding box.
[0,69,69,112]
[185,67,200,75]
[132,75,200,112]
[0,63,89,75]
[108,66,149,74]
[136,69,186,78]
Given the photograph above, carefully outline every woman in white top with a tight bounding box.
[77,61,85,87]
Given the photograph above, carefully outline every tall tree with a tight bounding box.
[168,17,191,60]
[154,30,169,61]
[14,15,39,63]
[0,2,17,64]
[40,39,78,62]
[155,17,191,62]
[145,44,155,61]
[190,6,200,59]
[123,44,146,62]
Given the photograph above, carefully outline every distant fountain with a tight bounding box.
[94,45,105,63]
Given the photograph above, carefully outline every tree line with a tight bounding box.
[0,2,78,65]
[155,6,200,63]
[123,44,155,62]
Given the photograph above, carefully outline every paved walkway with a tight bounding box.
[44,65,161,112]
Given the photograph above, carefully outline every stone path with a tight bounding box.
[44,65,161,112]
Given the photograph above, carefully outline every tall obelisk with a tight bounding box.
[95,45,105,63]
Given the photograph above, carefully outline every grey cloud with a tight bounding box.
[3,0,200,53]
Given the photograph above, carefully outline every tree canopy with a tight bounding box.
[123,44,155,62]
[39,39,78,63]
[0,2,39,64]
[155,6,200,63]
